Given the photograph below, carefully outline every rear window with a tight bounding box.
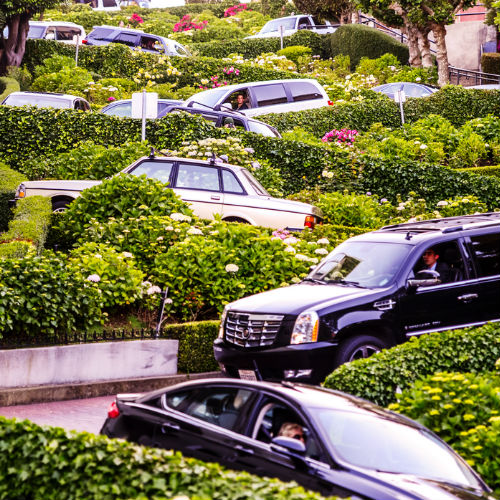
[87,27,114,40]
[27,26,46,38]
[253,84,288,107]
[287,81,323,102]
[103,0,118,6]
[3,94,71,109]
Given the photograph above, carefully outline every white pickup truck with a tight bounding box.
[245,15,338,39]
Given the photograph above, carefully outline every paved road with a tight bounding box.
[0,395,115,434]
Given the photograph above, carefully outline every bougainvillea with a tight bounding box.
[322,128,358,146]
[173,15,208,32]
[128,13,144,28]
[224,3,249,17]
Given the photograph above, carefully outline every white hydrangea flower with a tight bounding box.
[291,277,301,283]
[122,252,133,258]
[165,298,173,305]
[147,285,162,295]
[187,227,203,235]
[87,274,101,282]
[165,226,174,231]
[225,264,239,273]
[170,213,191,222]
[94,254,102,259]
[315,248,328,255]
[284,246,296,253]
[317,238,330,245]
[283,236,298,245]
[295,254,309,261]
[436,200,448,207]
[420,144,428,150]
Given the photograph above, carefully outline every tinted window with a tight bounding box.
[176,163,220,191]
[128,161,173,184]
[186,88,228,108]
[247,121,278,137]
[103,0,118,6]
[253,84,288,107]
[470,232,500,277]
[87,27,114,40]
[27,26,46,38]
[173,43,189,56]
[222,169,245,194]
[403,84,430,97]
[56,27,81,41]
[298,17,312,28]
[3,94,71,109]
[102,102,132,116]
[115,32,138,47]
[287,81,323,102]
[412,242,466,283]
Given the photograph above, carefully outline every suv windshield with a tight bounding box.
[187,88,228,108]
[261,18,296,33]
[308,241,411,288]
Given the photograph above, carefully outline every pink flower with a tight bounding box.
[107,96,116,102]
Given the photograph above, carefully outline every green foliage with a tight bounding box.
[0,415,333,500]
[278,45,313,65]
[5,65,32,90]
[328,25,409,69]
[0,76,19,102]
[59,174,193,239]
[0,163,26,232]
[0,196,52,254]
[481,52,500,75]
[323,323,500,407]
[450,131,487,168]
[162,320,219,373]
[459,165,500,178]
[0,252,103,338]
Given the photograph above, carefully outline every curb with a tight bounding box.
[0,371,223,407]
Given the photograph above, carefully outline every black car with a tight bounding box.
[214,213,500,384]
[101,378,491,500]
[157,104,282,138]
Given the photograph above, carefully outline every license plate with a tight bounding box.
[238,369,257,381]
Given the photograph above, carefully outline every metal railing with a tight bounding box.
[449,66,500,85]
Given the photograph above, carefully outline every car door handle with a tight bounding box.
[161,421,180,433]
[457,293,478,303]
[235,444,254,455]
[210,195,221,201]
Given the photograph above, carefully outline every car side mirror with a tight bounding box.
[270,436,306,454]
[407,269,441,288]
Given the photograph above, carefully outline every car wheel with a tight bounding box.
[334,334,387,366]
[52,199,70,213]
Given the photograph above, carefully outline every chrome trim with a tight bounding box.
[225,312,284,348]
[406,318,500,337]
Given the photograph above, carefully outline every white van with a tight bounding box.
[4,21,86,44]
[184,79,331,117]
[92,0,121,11]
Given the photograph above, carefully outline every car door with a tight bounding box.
[399,240,481,337]
[172,162,223,220]
[463,229,500,322]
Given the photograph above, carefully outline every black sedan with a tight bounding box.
[101,379,491,500]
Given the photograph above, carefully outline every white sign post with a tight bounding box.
[75,34,80,67]
[279,24,285,50]
[132,91,158,141]
[394,89,406,125]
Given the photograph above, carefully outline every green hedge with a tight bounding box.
[0,163,27,232]
[323,323,500,407]
[457,165,500,178]
[481,52,500,75]
[328,25,409,69]
[0,416,331,500]
[162,320,219,373]
[0,76,20,102]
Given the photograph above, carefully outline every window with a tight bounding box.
[247,121,278,137]
[222,169,245,194]
[176,163,220,191]
[87,27,114,41]
[129,161,173,184]
[298,17,312,29]
[470,233,500,277]
[287,81,322,102]
[55,28,81,41]
[114,32,139,47]
[27,26,46,38]
[104,102,132,117]
[412,242,465,283]
[253,84,288,107]
[166,387,253,431]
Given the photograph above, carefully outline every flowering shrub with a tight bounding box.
[173,15,208,32]
[224,3,248,17]
[128,13,144,28]
[322,128,358,146]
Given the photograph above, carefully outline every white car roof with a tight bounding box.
[7,91,82,101]
[93,25,145,34]
[30,21,84,28]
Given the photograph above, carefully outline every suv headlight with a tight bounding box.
[218,306,229,339]
[291,311,319,344]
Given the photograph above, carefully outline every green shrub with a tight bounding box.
[0,252,103,338]
[162,320,219,373]
[450,131,488,168]
[323,323,500,407]
[0,163,27,232]
[481,52,500,75]
[458,165,500,178]
[59,174,193,239]
[5,65,32,91]
[0,240,34,259]
[0,196,52,254]
[0,416,332,500]
[0,76,20,102]
[328,25,409,69]
[278,45,313,65]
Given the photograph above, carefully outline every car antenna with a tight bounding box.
[210,152,217,165]
[405,231,412,240]
[149,146,156,159]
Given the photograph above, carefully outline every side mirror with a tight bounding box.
[271,436,306,454]
[408,269,441,288]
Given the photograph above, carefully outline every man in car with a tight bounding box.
[277,422,306,443]
[421,247,451,283]
[234,93,249,111]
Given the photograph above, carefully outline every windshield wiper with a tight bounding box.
[301,277,326,285]
[329,279,365,288]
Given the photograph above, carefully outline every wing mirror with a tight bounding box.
[270,436,306,454]
[407,269,441,288]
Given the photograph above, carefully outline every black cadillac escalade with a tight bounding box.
[214,212,500,384]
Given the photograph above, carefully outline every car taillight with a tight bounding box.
[328,100,334,106]
[304,215,316,229]
[82,39,88,44]
[107,401,120,419]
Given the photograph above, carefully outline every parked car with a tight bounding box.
[214,213,500,384]
[91,0,121,11]
[83,26,191,56]
[157,104,282,137]
[245,15,337,39]
[3,21,86,44]
[371,82,438,99]
[184,79,331,117]
[14,153,322,230]
[2,91,91,111]
[121,0,185,6]
[99,98,183,117]
[101,378,491,500]
[467,84,500,90]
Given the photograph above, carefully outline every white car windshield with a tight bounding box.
[240,169,270,196]
[186,88,229,109]
[27,26,46,38]
[308,241,411,288]
[3,95,71,109]
[260,18,296,33]
[317,410,482,490]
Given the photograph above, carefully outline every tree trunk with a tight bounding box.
[407,24,422,67]
[351,10,360,23]
[0,13,31,75]
[431,23,449,86]
[418,28,433,67]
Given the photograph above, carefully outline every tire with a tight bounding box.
[52,199,71,213]
[334,334,387,367]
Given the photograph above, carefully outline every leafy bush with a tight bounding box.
[162,320,219,373]
[278,45,312,66]
[0,163,26,231]
[59,174,193,239]
[0,416,332,500]
[328,25,409,69]
[0,76,20,102]
[323,323,500,407]
[0,252,103,338]
[481,52,500,75]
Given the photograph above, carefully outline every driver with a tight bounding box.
[277,422,306,443]
[420,247,451,283]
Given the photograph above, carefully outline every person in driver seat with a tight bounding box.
[277,422,306,443]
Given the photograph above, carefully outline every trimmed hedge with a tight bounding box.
[0,163,27,232]
[0,76,20,102]
[323,323,500,407]
[0,416,332,500]
[328,25,409,69]
[162,320,219,373]
[457,165,500,178]
[481,52,500,75]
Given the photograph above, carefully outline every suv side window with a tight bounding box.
[412,241,465,283]
[287,81,323,102]
[470,233,500,277]
[176,163,220,191]
[253,84,288,107]
[298,17,312,29]
[114,32,139,47]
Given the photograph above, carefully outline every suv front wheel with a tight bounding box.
[334,334,387,366]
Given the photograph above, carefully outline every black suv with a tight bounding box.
[214,213,500,384]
